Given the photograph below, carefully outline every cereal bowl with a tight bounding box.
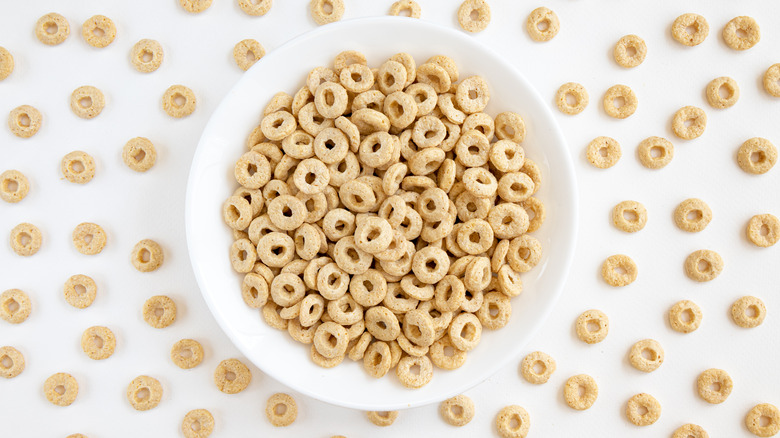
[186,16,577,410]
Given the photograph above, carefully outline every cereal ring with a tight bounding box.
[463,167,497,197]
[417,62,452,94]
[488,203,528,239]
[457,76,490,114]
[81,326,116,360]
[489,140,525,173]
[70,86,105,119]
[586,136,621,169]
[235,151,272,190]
[313,321,349,358]
[697,368,733,404]
[367,410,398,426]
[63,274,96,309]
[564,374,598,410]
[179,0,212,13]
[495,112,525,144]
[626,393,661,426]
[182,409,214,438]
[764,64,780,98]
[526,7,559,42]
[477,291,511,329]
[270,272,306,307]
[458,0,491,33]
[389,0,420,18]
[672,424,709,438]
[745,403,780,437]
[339,64,374,95]
[293,158,330,195]
[614,35,647,68]
[171,339,204,369]
[81,15,116,48]
[497,264,523,297]
[429,335,467,370]
[506,235,541,272]
[747,214,780,247]
[0,289,31,324]
[310,0,344,25]
[257,232,295,268]
[496,405,530,438]
[61,151,96,184]
[603,85,637,119]
[0,47,12,81]
[8,105,42,138]
[674,198,712,232]
[575,309,609,344]
[35,13,70,45]
[672,106,706,140]
[0,346,25,378]
[45,372,78,406]
[636,136,673,169]
[601,254,637,287]
[412,115,446,149]
[238,0,272,15]
[233,39,265,71]
[131,239,164,273]
[72,222,106,255]
[214,358,251,393]
[458,218,494,255]
[669,300,703,333]
[162,85,196,118]
[266,393,297,427]
[333,235,372,274]
[629,339,664,372]
[672,13,709,46]
[448,312,482,351]
[706,77,739,109]
[520,351,556,384]
[684,249,723,282]
[440,395,475,427]
[738,137,777,175]
[122,137,157,172]
[365,306,400,341]
[723,16,760,50]
[396,355,433,388]
[555,82,588,115]
[315,83,348,120]
[126,375,162,410]
[377,60,407,95]
[363,341,393,378]
[731,295,766,328]
[130,39,164,73]
[333,50,367,76]
[0,170,29,203]
[612,200,647,233]
[142,295,176,328]
[10,222,42,257]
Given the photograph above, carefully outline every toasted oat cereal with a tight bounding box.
[614,35,646,68]
[601,254,637,287]
[10,223,42,257]
[163,85,196,118]
[526,7,559,42]
[746,403,780,437]
[171,339,204,369]
[672,13,709,46]
[747,214,780,247]
[612,200,647,233]
[63,274,96,309]
[575,309,608,344]
[81,15,115,48]
[684,249,722,282]
[143,295,176,328]
[61,151,96,184]
[603,85,637,119]
[310,0,344,25]
[673,424,709,438]
[440,395,474,427]
[669,300,703,333]
[764,64,780,98]
[586,136,621,169]
[131,239,164,272]
[122,137,157,172]
[520,351,556,384]
[672,106,706,140]
[731,296,766,328]
[180,0,212,13]
[564,374,598,410]
[637,136,674,169]
[626,393,661,426]
[629,339,664,372]
[72,222,106,255]
[0,47,13,81]
[697,368,733,404]
[389,0,420,18]
[0,346,25,378]
[706,77,739,109]
[1,289,31,324]
[35,13,70,45]
[8,105,42,138]
[238,0,272,16]
[131,39,164,73]
[396,355,433,388]
[458,0,491,33]
[555,82,588,115]
[214,358,251,393]
[233,39,265,71]
[182,409,214,438]
[0,170,29,203]
[496,405,530,438]
[367,410,398,427]
[70,86,105,119]
[738,137,777,175]
[723,16,760,50]
[674,198,712,232]
[45,372,78,406]
[266,393,297,426]
[494,112,525,144]
[81,326,116,360]
[127,375,162,410]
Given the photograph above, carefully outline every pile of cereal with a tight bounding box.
[223,50,544,388]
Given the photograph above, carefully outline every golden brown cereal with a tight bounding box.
[163,85,196,118]
[672,105,706,140]
[123,137,157,172]
[429,335,467,370]
[1,289,31,324]
[266,393,297,426]
[70,86,105,119]
[0,170,29,203]
[182,409,214,438]
[214,358,251,394]
[746,403,780,437]
[575,309,608,344]
[674,198,712,232]
[731,295,766,328]
[555,82,588,115]
[496,405,530,438]
[669,300,703,333]
[8,105,42,138]
[457,76,490,114]
[143,295,177,328]
[440,395,474,427]
[603,85,637,119]
[45,372,78,406]
[81,15,115,48]
[612,200,647,233]
[636,136,673,169]
[367,410,398,427]
[764,64,780,97]
[36,13,70,45]
[10,223,42,256]
[127,375,162,410]
[601,254,637,287]
[495,112,525,144]
[526,7,559,42]
[684,249,723,282]
[614,35,647,68]
[63,274,96,309]
[233,39,265,71]
[706,77,739,109]
[72,222,106,255]
[0,346,25,378]
[626,393,661,426]
[586,136,621,169]
[396,355,433,388]
[672,424,709,438]
[310,0,344,25]
[747,214,780,247]
[738,137,777,175]
[564,374,598,410]
[672,13,709,46]
[239,0,272,16]
[458,0,491,33]
[235,151,272,189]
[723,16,760,50]
[81,326,116,360]
[389,0,420,18]
[520,351,556,384]
[171,339,204,369]
[180,0,212,13]
[0,47,14,81]
[130,39,164,73]
[697,368,733,404]
[629,339,664,372]
[61,151,95,184]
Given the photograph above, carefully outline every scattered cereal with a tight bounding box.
[123,137,157,172]
[0,346,25,378]
[61,151,96,184]
[601,254,637,287]
[162,85,196,118]
[723,16,760,50]
[458,0,491,33]
[626,393,661,426]
[614,35,646,68]
[0,46,13,80]
[555,82,588,115]
[684,249,722,282]
[628,339,664,372]
[603,85,637,119]
[697,368,733,404]
[171,339,204,369]
[8,105,42,138]
[182,409,214,438]
[563,374,598,410]
[143,295,177,328]
[526,7,559,42]
[496,405,530,438]
[367,410,398,427]
[214,358,251,393]
[612,200,647,233]
[0,170,29,203]
[575,309,609,344]
[45,372,78,406]
[63,274,97,309]
[764,64,780,97]
[10,223,42,256]
[737,137,777,175]
[706,77,739,109]
[81,326,116,360]
[440,395,474,426]
[1,289,31,324]
[130,39,164,73]
[389,0,421,18]
[747,214,780,247]
[72,222,106,255]
[636,136,673,169]
[673,424,709,438]
[586,136,621,168]
[674,198,712,232]
[35,13,70,45]
[131,239,164,272]
[745,403,780,437]
[238,0,272,16]
[81,15,116,48]
[672,13,709,46]
[310,0,344,25]
[126,375,162,410]
[669,300,703,333]
[233,39,265,71]
[70,86,105,119]
[180,0,213,13]
[266,393,297,426]
[520,351,556,384]
[731,296,766,328]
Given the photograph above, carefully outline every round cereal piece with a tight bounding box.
[764,64,780,98]
[564,374,598,410]
[80,326,115,360]
[162,85,196,118]
[672,106,706,140]
[310,0,344,25]
[672,13,709,46]
[10,223,42,256]
[310,343,344,368]
[430,335,467,370]
[496,405,530,438]
[126,375,162,410]
[458,0,491,33]
[81,15,116,48]
[45,372,78,406]
[575,309,608,344]
[182,409,214,438]
[626,393,661,426]
[601,254,637,287]
[731,296,766,328]
[614,35,647,68]
[457,76,490,114]
[363,341,392,377]
[747,214,780,247]
[214,358,251,394]
[520,351,556,384]
[72,222,106,255]
[266,393,297,426]
[738,137,777,175]
[448,312,482,351]
[440,395,474,427]
[233,39,265,71]
[61,151,96,184]
[637,136,674,169]
[0,47,14,81]
[395,355,433,388]
[8,105,42,138]
[526,6,559,42]
[612,200,647,233]
[495,112,525,144]
[586,136,621,169]
[313,321,349,359]
[367,410,398,427]
[171,339,204,369]
[122,137,157,172]
[293,158,330,195]
[603,85,637,119]
[0,170,29,203]
[180,0,212,13]
[315,82,348,120]
[629,339,664,372]
[555,82,588,115]
[746,403,780,437]
[0,346,25,378]
[267,195,306,230]
[63,274,96,309]
[257,232,295,268]
[684,249,723,282]
[142,295,177,328]
[35,13,70,45]
[669,300,703,333]
[723,16,760,50]
[477,291,511,329]
[672,424,709,438]
[697,368,733,404]
[239,0,272,16]
[130,39,164,73]
[0,289,31,324]
[70,86,105,119]
[706,77,739,109]
[389,0,420,18]
[674,198,712,232]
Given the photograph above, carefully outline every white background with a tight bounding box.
[1,0,779,437]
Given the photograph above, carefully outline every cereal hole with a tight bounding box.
[684,118,694,128]
[154,307,164,317]
[681,309,693,322]
[173,93,186,107]
[637,405,648,416]
[18,114,31,127]
[451,405,464,417]
[532,360,545,374]
[227,205,240,222]
[650,146,664,158]
[718,84,732,99]
[79,97,92,108]
[136,387,150,401]
[45,22,58,34]
[468,89,478,100]
[626,45,637,57]
[469,9,479,21]
[502,216,513,225]
[697,259,710,272]
[133,149,147,162]
[641,348,656,361]
[54,385,66,395]
[536,19,549,31]
[760,416,771,427]
[622,210,638,222]
[410,364,421,375]
[92,27,105,38]
[685,25,697,35]
[322,1,334,14]
[92,335,104,349]
[760,224,770,236]
[518,247,530,260]
[736,28,747,39]
[6,298,19,313]
[469,232,480,243]
[180,348,193,358]
[751,151,765,163]
[509,415,521,430]
[746,305,758,318]
[225,371,237,381]
[4,179,18,192]
[443,345,454,357]
[598,147,608,157]
[1,355,12,368]
[565,93,577,106]
[282,206,293,217]
[687,210,702,221]
[18,233,31,246]
[346,248,359,261]
[586,320,600,332]
[488,303,499,317]
[577,385,586,397]
[709,382,721,392]
[305,172,316,184]
[190,420,202,432]
[613,265,626,275]
[377,320,387,330]
[274,403,287,415]
[69,160,85,174]
[613,96,625,109]
[141,50,153,63]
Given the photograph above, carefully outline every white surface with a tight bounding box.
[186,16,577,411]
[1,0,779,436]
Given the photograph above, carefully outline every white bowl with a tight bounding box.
[186,16,577,411]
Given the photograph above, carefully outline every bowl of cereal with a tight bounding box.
[186,16,577,410]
